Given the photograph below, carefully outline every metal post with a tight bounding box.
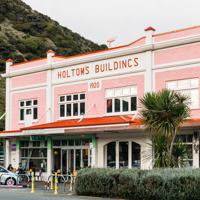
[31,171,35,193]
[54,172,58,195]
[50,175,54,190]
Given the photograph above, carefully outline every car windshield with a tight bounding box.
[0,167,8,173]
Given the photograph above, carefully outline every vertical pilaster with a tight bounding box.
[47,137,52,177]
[5,139,10,168]
[15,138,20,168]
[116,141,119,169]
[193,132,199,168]
[46,70,52,123]
[5,59,13,130]
[128,141,132,169]
[144,27,155,93]
[91,136,96,167]
[46,50,55,123]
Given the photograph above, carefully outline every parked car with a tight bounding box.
[0,166,19,185]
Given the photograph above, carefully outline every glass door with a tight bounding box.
[75,149,81,170]
[68,149,74,173]
[61,148,90,173]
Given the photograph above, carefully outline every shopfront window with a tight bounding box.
[20,140,47,172]
[59,93,85,118]
[0,141,4,166]
[119,142,128,167]
[19,99,38,121]
[106,141,141,168]
[166,78,199,109]
[107,142,116,168]
[105,86,137,114]
[175,134,193,166]
[132,142,141,167]
[52,138,92,173]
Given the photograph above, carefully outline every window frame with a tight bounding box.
[105,86,137,116]
[105,140,141,169]
[20,141,47,172]
[59,93,86,119]
[19,99,38,123]
[175,134,193,167]
[166,78,199,109]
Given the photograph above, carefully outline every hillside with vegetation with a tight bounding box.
[0,0,107,130]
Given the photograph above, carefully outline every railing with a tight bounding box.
[46,173,77,194]
[0,172,77,194]
[17,174,30,186]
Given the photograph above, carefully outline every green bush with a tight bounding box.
[75,168,200,200]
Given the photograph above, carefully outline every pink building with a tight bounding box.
[1,25,200,179]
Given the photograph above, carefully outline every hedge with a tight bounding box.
[75,168,200,200]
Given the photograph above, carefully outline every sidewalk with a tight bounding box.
[0,187,115,200]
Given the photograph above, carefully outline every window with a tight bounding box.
[166,78,199,109]
[106,141,141,168]
[132,142,141,167]
[59,93,85,118]
[20,141,47,172]
[0,167,8,173]
[105,86,137,114]
[119,142,128,167]
[52,139,92,147]
[0,142,4,166]
[19,99,38,121]
[107,142,116,168]
[175,134,193,167]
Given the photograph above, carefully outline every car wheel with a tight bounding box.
[5,178,16,186]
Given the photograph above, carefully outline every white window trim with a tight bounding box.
[19,99,38,123]
[166,78,199,109]
[105,86,137,115]
[105,140,141,169]
[59,93,85,119]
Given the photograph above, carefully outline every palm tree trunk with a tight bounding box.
[169,129,177,158]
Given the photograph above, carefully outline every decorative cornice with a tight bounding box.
[2,34,200,78]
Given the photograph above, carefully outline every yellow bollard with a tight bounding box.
[69,175,73,192]
[50,175,54,190]
[54,172,58,195]
[31,171,35,193]
[69,171,77,192]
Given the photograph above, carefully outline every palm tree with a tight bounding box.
[140,89,190,167]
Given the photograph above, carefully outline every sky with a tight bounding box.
[22,0,200,46]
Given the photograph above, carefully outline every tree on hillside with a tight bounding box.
[140,89,190,167]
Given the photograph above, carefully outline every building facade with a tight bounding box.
[1,26,200,179]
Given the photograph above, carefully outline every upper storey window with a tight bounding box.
[105,86,137,114]
[166,78,199,109]
[59,93,85,118]
[19,99,38,121]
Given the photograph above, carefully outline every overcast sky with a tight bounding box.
[22,0,199,46]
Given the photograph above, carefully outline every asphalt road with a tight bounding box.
[0,188,115,200]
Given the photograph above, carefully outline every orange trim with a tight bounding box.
[0,130,21,134]
[10,56,67,67]
[8,38,146,68]
[2,118,200,135]
[11,57,47,67]
[6,25,200,68]
[21,115,140,131]
[127,36,145,46]
[154,25,200,37]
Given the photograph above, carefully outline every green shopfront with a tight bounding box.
[17,135,96,175]
[0,139,4,166]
